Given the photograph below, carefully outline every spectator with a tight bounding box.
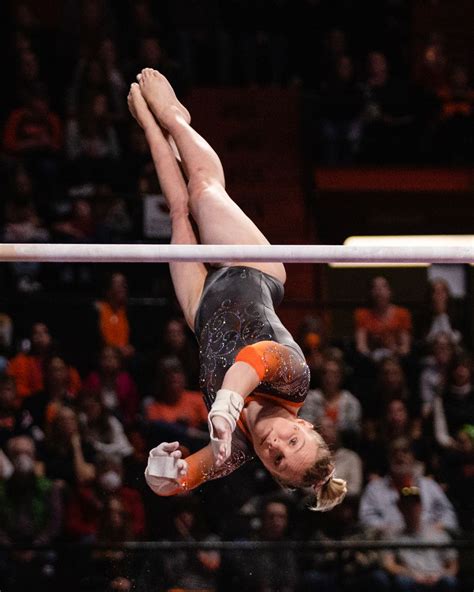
[319,28,348,78]
[12,48,45,106]
[301,496,383,592]
[416,278,463,350]
[222,496,298,592]
[318,54,365,164]
[359,437,458,535]
[87,496,137,591]
[0,435,62,544]
[94,272,135,360]
[7,322,82,399]
[0,375,43,449]
[419,333,456,418]
[3,87,62,173]
[2,164,49,291]
[121,1,161,55]
[361,52,418,163]
[415,34,448,94]
[0,435,62,591]
[436,64,474,164]
[370,356,411,416]
[433,353,474,450]
[127,36,186,98]
[156,317,200,390]
[97,38,127,120]
[97,187,133,242]
[162,497,221,591]
[24,355,77,428]
[378,483,458,592]
[65,454,145,542]
[354,275,412,361]
[68,43,126,123]
[441,425,474,532]
[296,315,326,389]
[2,188,49,293]
[83,345,140,426]
[0,311,13,371]
[42,406,96,486]
[78,391,133,459]
[318,417,363,498]
[51,197,96,242]
[120,123,151,191]
[301,355,362,443]
[65,92,121,184]
[361,399,429,479]
[142,356,208,450]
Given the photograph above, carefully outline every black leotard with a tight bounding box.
[194,266,310,412]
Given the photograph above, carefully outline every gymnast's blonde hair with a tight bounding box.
[278,431,347,512]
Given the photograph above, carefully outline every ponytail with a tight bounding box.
[311,476,347,512]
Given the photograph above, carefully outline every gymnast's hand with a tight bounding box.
[144,442,188,496]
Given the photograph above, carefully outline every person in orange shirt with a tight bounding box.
[7,322,81,400]
[143,357,208,450]
[95,272,135,359]
[354,275,412,361]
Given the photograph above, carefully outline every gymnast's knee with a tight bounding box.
[188,173,226,205]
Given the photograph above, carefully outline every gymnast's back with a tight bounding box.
[194,265,310,412]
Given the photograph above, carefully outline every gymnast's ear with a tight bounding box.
[296,418,314,430]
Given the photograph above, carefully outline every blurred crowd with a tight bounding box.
[0,1,474,592]
[0,268,472,592]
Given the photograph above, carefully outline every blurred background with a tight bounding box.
[0,1,473,591]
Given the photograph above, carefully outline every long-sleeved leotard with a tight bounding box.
[163,266,310,493]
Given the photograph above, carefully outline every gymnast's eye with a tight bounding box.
[289,437,298,446]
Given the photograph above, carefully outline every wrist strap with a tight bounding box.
[208,389,244,432]
[207,389,244,462]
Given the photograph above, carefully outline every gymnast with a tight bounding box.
[128,69,347,511]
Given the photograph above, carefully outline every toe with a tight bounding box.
[136,72,142,82]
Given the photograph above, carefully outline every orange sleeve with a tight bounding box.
[162,445,216,495]
[235,340,295,382]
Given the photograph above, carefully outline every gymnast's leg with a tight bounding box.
[127,83,206,329]
[137,68,286,285]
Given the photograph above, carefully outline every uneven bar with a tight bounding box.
[0,243,471,264]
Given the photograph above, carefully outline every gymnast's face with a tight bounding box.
[253,417,321,485]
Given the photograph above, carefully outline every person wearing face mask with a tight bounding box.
[65,454,145,542]
[0,436,62,589]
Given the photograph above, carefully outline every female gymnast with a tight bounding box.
[128,69,347,511]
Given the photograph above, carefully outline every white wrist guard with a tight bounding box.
[208,389,244,459]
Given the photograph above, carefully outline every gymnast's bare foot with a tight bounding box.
[127,82,156,131]
[137,68,191,129]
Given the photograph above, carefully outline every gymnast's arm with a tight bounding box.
[145,441,224,496]
[208,341,301,465]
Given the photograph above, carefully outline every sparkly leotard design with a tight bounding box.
[194,266,310,411]
[193,266,310,479]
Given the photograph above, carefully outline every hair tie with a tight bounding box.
[313,468,335,491]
